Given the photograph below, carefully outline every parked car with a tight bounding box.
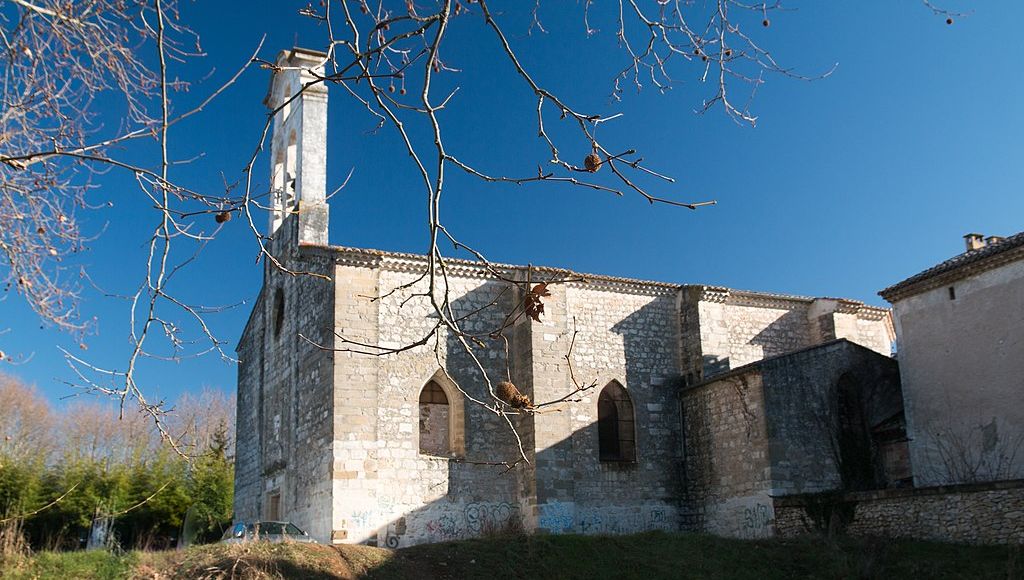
[221,521,317,544]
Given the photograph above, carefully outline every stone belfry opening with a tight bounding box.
[264,48,330,246]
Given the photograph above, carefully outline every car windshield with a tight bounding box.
[255,522,304,536]
[222,523,246,540]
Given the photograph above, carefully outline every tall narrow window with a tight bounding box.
[598,381,636,462]
[272,288,285,339]
[419,381,451,456]
[269,150,287,234]
[284,131,298,210]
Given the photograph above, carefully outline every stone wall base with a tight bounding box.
[774,479,1024,544]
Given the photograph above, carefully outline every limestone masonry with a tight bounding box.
[775,479,1024,544]
[880,232,1024,487]
[232,49,914,547]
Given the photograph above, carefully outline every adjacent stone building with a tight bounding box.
[232,49,899,546]
[680,339,906,538]
[880,232,1024,486]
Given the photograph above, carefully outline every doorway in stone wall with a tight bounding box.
[266,491,282,521]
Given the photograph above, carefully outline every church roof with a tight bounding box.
[303,242,887,314]
[237,241,891,351]
[301,242,692,298]
[879,231,1024,302]
[680,338,895,393]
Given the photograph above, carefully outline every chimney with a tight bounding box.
[985,235,1005,246]
[964,233,985,252]
[264,48,330,246]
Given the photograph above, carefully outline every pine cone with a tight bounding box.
[497,381,532,409]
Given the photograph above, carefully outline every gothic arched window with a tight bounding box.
[419,381,452,456]
[416,373,466,458]
[598,381,636,462]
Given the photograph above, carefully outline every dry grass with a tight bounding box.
[133,542,391,580]
[0,520,31,572]
[1,532,1019,579]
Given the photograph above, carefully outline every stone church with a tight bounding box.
[233,49,904,547]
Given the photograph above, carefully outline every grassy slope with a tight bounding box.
[1,532,1019,580]
[0,550,139,580]
[364,533,1018,580]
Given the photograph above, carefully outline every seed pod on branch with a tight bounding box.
[584,153,602,173]
[497,381,532,409]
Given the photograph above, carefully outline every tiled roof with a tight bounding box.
[879,231,1024,301]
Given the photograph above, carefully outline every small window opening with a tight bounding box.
[419,381,451,456]
[598,381,636,462]
[948,286,956,300]
[273,288,285,338]
[272,159,285,191]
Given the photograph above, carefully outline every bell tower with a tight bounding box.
[264,48,329,246]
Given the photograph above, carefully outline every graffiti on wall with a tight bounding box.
[342,501,524,546]
[345,500,678,546]
[537,502,675,535]
[339,496,399,542]
[701,495,774,539]
[464,502,520,534]
[422,501,521,542]
[538,501,574,533]
[424,513,458,540]
[741,503,772,538]
[380,517,407,548]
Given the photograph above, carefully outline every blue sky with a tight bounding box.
[3,0,1020,405]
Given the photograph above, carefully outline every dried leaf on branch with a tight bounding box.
[524,282,551,322]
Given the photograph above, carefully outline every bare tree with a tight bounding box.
[924,415,1024,485]
[0,373,53,465]
[1,0,193,334]
[0,1,965,459]
[0,0,263,449]
[171,388,235,457]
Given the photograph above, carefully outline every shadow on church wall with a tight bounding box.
[748,308,813,365]
[344,294,687,548]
